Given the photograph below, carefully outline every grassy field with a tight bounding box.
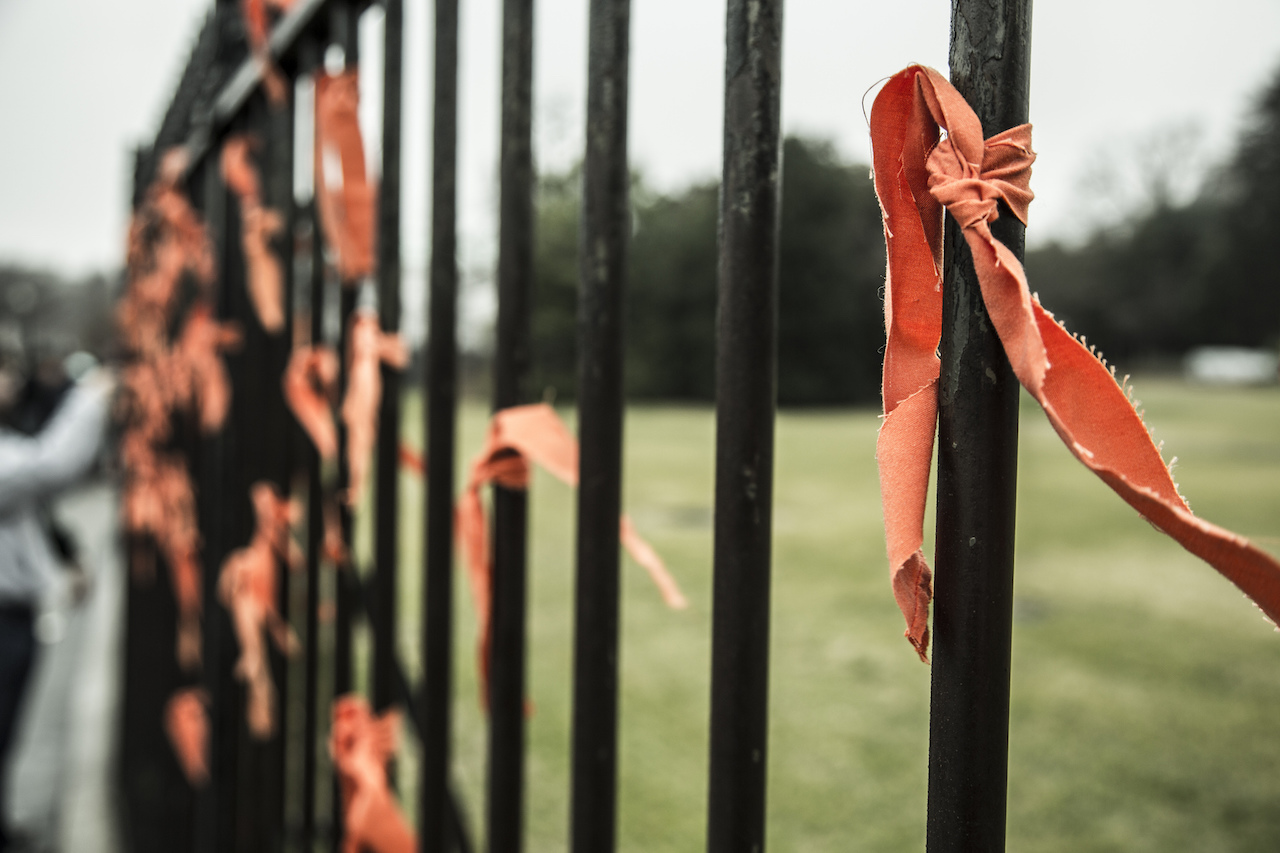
[372,377,1280,852]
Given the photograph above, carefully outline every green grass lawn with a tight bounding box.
[376,377,1280,852]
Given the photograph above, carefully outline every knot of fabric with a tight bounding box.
[925,125,1035,232]
[871,63,1280,663]
[330,696,398,780]
[329,695,416,853]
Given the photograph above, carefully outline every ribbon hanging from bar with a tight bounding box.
[315,70,376,283]
[456,403,687,705]
[870,64,1280,661]
[329,695,417,853]
[221,135,286,333]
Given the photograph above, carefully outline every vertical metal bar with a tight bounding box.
[334,279,357,680]
[301,193,326,849]
[198,8,249,849]
[569,1,630,850]
[295,37,324,853]
[322,10,363,849]
[221,154,254,853]
[195,155,234,853]
[225,100,283,853]
[372,0,404,719]
[705,1,784,851]
[421,0,460,848]
[331,0,361,721]
[263,81,297,850]
[926,3,1032,852]
[489,0,535,850]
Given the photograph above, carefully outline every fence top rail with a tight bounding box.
[177,0,373,181]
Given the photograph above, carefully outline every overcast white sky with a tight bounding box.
[3,0,1280,302]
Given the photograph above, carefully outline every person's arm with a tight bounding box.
[0,370,112,515]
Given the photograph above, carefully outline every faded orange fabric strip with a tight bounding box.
[315,70,376,283]
[342,310,408,506]
[398,443,426,476]
[221,135,286,333]
[330,695,417,853]
[455,403,687,705]
[165,688,210,787]
[283,344,340,460]
[240,0,288,106]
[870,65,1280,661]
[218,482,300,738]
[118,156,228,671]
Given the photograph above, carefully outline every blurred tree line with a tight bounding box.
[1026,65,1280,364]
[533,64,1280,405]
[532,136,887,406]
[0,265,116,366]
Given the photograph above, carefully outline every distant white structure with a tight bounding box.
[1184,347,1279,385]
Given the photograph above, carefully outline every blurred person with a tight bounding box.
[0,352,112,851]
[5,356,93,608]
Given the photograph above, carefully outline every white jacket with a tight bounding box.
[0,379,111,606]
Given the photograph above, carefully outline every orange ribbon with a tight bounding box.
[283,343,340,459]
[119,150,223,671]
[218,482,300,738]
[398,443,426,476]
[329,695,416,853]
[173,303,241,434]
[120,149,215,355]
[221,135,286,333]
[871,65,1280,661]
[121,451,203,668]
[457,403,687,705]
[342,310,408,506]
[165,688,210,787]
[240,0,292,106]
[315,70,376,283]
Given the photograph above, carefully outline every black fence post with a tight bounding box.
[255,77,298,850]
[329,7,362,850]
[194,150,238,853]
[292,37,325,852]
[329,0,361,748]
[301,190,327,849]
[705,1,784,851]
[569,0,631,850]
[489,0,535,849]
[373,0,404,720]
[926,3,1033,852]
[421,0,461,848]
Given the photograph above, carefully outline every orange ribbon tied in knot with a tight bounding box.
[924,126,1035,232]
[329,695,416,853]
[871,64,1280,662]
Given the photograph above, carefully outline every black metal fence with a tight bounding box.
[118,0,1030,850]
